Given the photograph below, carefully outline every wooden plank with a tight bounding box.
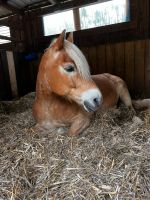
[124,41,134,92]
[0,51,12,99]
[138,0,149,37]
[96,44,106,74]
[88,47,97,74]
[80,46,89,64]
[134,40,145,96]
[114,42,125,79]
[30,0,104,15]
[73,8,81,31]
[0,53,6,99]
[145,40,150,97]
[105,43,115,74]
[6,51,18,97]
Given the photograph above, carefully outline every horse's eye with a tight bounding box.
[64,65,75,72]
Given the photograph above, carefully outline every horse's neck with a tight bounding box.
[35,71,50,98]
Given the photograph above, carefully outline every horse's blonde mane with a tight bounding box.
[64,40,91,79]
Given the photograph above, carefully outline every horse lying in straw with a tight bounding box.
[33,30,150,136]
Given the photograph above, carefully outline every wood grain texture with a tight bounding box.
[145,40,150,97]
[105,43,115,74]
[114,42,125,79]
[96,45,106,74]
[124,41,135,92]
[134,40,145,96]
[6,51,18,97]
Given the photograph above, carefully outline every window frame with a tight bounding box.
[73,0,150,46]
[41,0,145,45]
[0,25,11,44]
[42,0,133,35]
[43,9,75,36]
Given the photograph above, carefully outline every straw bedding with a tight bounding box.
[0,92,150,200]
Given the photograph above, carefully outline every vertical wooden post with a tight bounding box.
[6,51,18,97]
[73,8,81,31]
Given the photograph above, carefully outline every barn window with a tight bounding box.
[43,10,75,36]
[79,0,129,30]
[0,26,11,44]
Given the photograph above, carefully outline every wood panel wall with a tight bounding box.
[80,39,150,98]
[0,39,150,100]
[0,51,12,100]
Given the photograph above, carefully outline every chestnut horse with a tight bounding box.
[33,30,150,136]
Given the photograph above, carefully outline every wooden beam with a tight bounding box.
[0,13,17,19]
[48,0,57,4]
[73,8,81,31]
[23,0,49,11]
[6,51,18,97]
[0,42,12,50]
[0,35,11,41]
[0,35,23,42]
[26,0,100,15]
[39,0,113,16]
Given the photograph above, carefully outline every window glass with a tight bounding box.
[0,26,11,44]
[43,10,75,36]
[79,0,129,30]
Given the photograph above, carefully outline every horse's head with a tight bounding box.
[41,30,103,112]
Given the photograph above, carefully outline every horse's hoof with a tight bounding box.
[67,131,80,137]
[31,124,46,134]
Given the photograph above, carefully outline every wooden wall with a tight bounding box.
[1,39,150,100]
[80,39,150,98]
[0,15,24,51]
[0,51,12,100]
[0,0,150,99]
[0,38,150,100]
[0,50,41,100]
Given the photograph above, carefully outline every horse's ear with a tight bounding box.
[67,32,74,43]
[54,30,66,50]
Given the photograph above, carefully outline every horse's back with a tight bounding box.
[92,73,121,108]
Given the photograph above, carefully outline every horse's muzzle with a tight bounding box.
[81,88,103,112]
[83,97,101,112]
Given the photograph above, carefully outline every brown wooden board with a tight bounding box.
[134,40,145,97]
[105,43,115,74]
[124,41,135,93]
[145,40,150,97]
[96,44,106,74]
[88,47,97,74]
[0,51,12,100]
[114,42,125,79]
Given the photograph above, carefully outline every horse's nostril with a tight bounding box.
[93,97,100,106]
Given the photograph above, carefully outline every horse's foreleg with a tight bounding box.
[31,122,56,133]
[67,116,90,137]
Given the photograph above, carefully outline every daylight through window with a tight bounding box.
[79,0,129,30]
[0,26,11,44]
[43,10,75,36]
[43,0,129,36]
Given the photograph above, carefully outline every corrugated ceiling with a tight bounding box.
[7,0,43,9]
[0,0,94,18]
[0,0,53,18]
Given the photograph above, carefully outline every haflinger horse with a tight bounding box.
[33,30,150,136]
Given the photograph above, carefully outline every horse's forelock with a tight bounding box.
[64,40,91,79]
[47,39,91,79]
